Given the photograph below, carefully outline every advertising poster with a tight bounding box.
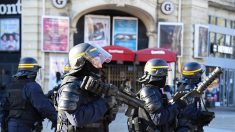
[42,16,69,52]
[0,18,20,51]
[113,17,138,51]
[205,67,220,103]
[167,62,175,86]
[194,24,209,58]
[158,22,183,57]
[49,54,68,90]
[84,15,110,47]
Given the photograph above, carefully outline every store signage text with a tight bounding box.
[213,45,233,54]
[108,49,124,54]
[151,50,165,54]
[52,0,68,9]
[0,0,21,15]
[161,1,174,15]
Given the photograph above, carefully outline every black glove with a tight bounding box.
[196,111,215,126]
[104,96,117,110]
[176,95,194,109]
[81,76,118,96]
[81,76,103,93]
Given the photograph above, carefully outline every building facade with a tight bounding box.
[3,0,233,106]
[0,0,21,88]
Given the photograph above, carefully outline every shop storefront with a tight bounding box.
[205,20,235,106]
[102,45,135,89]
[0,0,21,88]
[102,46,177,92]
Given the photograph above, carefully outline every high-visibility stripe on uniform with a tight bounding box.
[71,52,85,59]
[18,63,38,68]
[145,65,169,71]
[64,66,71,71]
[182,68,202,75]
[18,66,34,68]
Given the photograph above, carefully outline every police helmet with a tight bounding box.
[68,43,112,75]
[139,58,168,87]
[15,57,41,78]
[182,62,204,83]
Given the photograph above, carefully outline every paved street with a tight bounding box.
[42,107,235,132]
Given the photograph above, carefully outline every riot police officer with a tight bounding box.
[127,58,192,132]
[46,62,71,108]
[57,43,117,132]
[5,57,57,132]
[176,62,214,132]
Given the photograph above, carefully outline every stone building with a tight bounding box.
[1,0,235,106]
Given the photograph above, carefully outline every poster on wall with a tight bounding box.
[84,15,110,47]
[42,16,69,52]
[49,54,68,90]
[158,22,183,57]
[194,24,209,58]
[205,67,220,105]
[0,18,20,51]
[113,17,138,51]
[167,62,175,86]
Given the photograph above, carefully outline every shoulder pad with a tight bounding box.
[58,82,82,111]
[139,87,162,113]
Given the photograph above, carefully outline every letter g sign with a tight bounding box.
[161,1,175,15]
[52,0,68,9]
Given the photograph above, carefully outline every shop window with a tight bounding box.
[209,32,216,44]
[217,17,225,27]
[209,16,217,25]
[233,21,235,29]
[232,36,235,47]
[216,33,224,45]
[225,35,231,46]
[232,36,235,59]
[225,19,232,28]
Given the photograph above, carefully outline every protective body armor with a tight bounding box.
[176,82,203,132]
[57,75,109,132]
[6,79,41,126]
[127,85,172,132]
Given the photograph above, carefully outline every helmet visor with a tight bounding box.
[84,44,112,68]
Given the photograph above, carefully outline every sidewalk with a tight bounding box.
[209,106,235,112]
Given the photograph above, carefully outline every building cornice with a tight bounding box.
[208,0,235,11]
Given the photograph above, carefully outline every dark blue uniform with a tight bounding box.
[0,86,8,131]
[128,84,180,132]
[176,81,203,132]
[57,75,109,132]
[6,78,57,132]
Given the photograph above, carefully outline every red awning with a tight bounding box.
[103,45,135,62]
[135,48,177,62]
